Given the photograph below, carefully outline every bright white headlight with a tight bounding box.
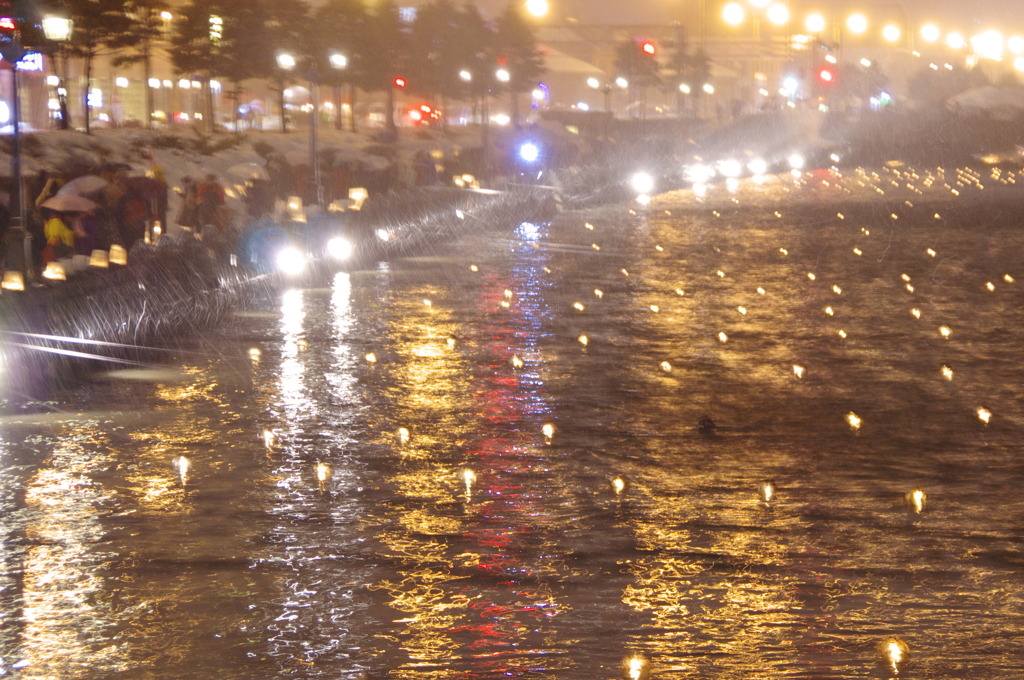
[276,247,306,275]
[327,237,353,260]
[788,153,805,169]
[748,158,768,174]
[376,229,392,242]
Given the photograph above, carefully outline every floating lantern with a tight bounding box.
[500,300,510,309]
[718,332,728,343]
[906,284,914,293]
[938,326,951,339]
[986,282,995,291]
[660,361,672,372]
[611,476,627,494]
[398,427,410,444]
[927,249,936,257]
[504,289,513,298]
[621,269,629,276]
[846,412,862,430]
[470,264,479,272]
[423,299,432,307]
[1004,274,1015,283]
[621,654,651,680]
[263,429,275,448]
[877,637,910,675]
[594,289,603,298]
[911,308,921,319]
[717,270,725,278]
[655,245,664,252]
[447,337,456,349]
[838,330,847,338]
[650,305,659,313]
[737,306,746,315]
[832,285,842,295]
[758,481,775,503]
[780,248,788,255]
[941,365,953,380]
[853,247,862,256]
[578,335,589,346]
[316,462,332,483]
[905,489,926,513]
[585,223,594,230]
[901,274,910,282]
[573,302,585,311]
[825,306,834,316]
[592,243,601,250]
[676,288,686,296]
[172,456,190,484]
[511,355,524,369]
[977,407,991,423]
[807,272,816,280]
[542,423,555,444]
[757,287,766,295]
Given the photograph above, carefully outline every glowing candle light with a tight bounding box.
[758,481,775,503]
[939,325,951,338]
[977,406,992,423]
[365,352,378,363]
[846,412,861,430]
[825,306,834,316]
[398,427,410,444]
[718,332,728,342]
[878,638,910,675]
[986,282,995,291]
[263,429,275,448]
[660,361,672,372]
[578,334,589,346]
[542,423,555,443]
[1005,274,1015,283]
[942,365,953,380]
[757,287,766,295]
[853,247,862,256]
[594,289,604,298]
[927,249,936,257]
[905,488,926,513]
[838,330,847,338]
[832,285,842,294]
[911,308,921,319]
[316,462,332,483]
[807,272,816,280]
[172,456,190,484]
[650,305,660,313]
[511,355,524,369]
[676,288,686,296]
[793,365,805,378]
[470,264,479,272]
[737,306,747,315]
[611,476,627,494]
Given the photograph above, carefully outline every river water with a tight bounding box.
[2,191,1023,679]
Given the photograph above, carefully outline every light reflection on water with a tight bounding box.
[1,205,1024,678]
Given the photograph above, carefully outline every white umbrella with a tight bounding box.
[42,194,98,212]
[57,175,108,196]
[227,163,270,180]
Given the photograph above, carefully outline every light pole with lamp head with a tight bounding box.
[1,13,72,292]
[276,51,296,133]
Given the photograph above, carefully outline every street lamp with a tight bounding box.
[766,4,788,26]
[846,13,868,35]
[946,32,965,50]
[524,0,549,18]
[722,2,745,27]
[920,24,940,43]
[805,13,826,34]
[276,51,296,133]
[882,24,902,43]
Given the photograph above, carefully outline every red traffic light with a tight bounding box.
[816,66,835,84]
[393,77,407,88]
[641,41,656,55]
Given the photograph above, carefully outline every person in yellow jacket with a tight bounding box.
[42,212,75,265]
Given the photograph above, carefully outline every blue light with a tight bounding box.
[519,143,540,163]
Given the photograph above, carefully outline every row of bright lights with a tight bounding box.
[45,76,224,91]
